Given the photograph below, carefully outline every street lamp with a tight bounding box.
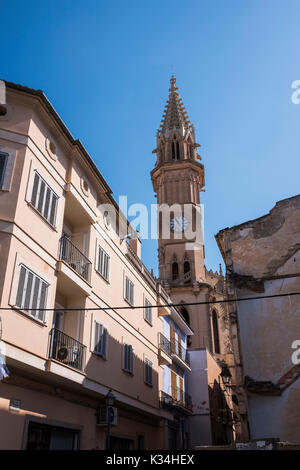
[106,389,116,450]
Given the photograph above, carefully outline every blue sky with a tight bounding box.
[1,0,300,275]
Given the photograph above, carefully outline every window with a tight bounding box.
[212,310,220,354]
[94,321,107,358]
[0,152,8,189]
[144,298,152,325]
[125,276,134,305]
[172,262,179,281]
[123,344,133,373]
[144,359,153,386]
[97,246,110,280]
[30,171,58,226]
[137,435,145,450]
[26,421,80,450]
[15,265,48,322]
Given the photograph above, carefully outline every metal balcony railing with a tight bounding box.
[158,333,171,356]
[160,390,193,412]
[59,235,91,282]
[170,337,190,366]
[49,328,86,371]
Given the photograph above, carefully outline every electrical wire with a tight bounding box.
[1,290,300,312]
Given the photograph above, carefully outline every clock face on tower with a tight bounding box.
[170,216,189,232]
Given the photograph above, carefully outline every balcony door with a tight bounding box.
[53,306,64,331]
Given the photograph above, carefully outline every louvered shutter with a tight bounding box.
[94,321,100,353]
[16,266,26,307]
[129,345,133,372]
[101,327,107,357]
[49,194,58,226]
[38,281,47,321]
[37,180,45,213]
[0,152,7,187]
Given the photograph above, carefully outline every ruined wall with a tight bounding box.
[216,194,300,442]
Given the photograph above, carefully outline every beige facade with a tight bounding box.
[216,194,300,442]
[0,81,192,450]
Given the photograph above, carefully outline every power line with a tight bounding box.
[1,290,300,312]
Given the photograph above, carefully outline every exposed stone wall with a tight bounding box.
[216,194,300,442]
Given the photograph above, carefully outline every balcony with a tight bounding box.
[158,333,172,366]
[160,390,193,413]
[59,235,91,282]
[170,338,191,370]
[49,328,86,372]
[57,236,92,296]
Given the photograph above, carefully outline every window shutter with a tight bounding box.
[129,345,133,372]
[38,281,47,321]
[43,187,51,219]
[94,321,100,353]
[0,152,8,188]
[145,299,152,324]
[23,272,34,311]
[124,344,128,370]
[37,180,46,213]
[15,265,48,321]
[145,360,152,385]
[98,246,110,280]
[30,172,58,226]
[16,266,26,307]
[31,173,40,206]
[49,194,58,226]
[101,327,107,357]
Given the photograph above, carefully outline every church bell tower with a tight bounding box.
[151,76,206,288]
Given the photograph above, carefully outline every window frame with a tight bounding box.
[15,264,49,322]
[124,275,134,305]
[93,320,108,359]
[144,298,152,325]
[97,245,110,281]
[144,358,153,386]
[0,152,8,189]
[123,343,133,374]
[30,171,59,227]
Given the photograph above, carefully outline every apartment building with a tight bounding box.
[157,284,193,449]
[0,81,192,450]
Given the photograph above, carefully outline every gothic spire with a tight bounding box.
[158,76,192,137]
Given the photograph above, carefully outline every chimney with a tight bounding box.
[129,232,142,259]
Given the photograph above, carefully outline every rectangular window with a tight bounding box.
[123,343,133,373]
[144,298,152,325]
[0,152,8,189]
[125,276,134,305]
[97,246,110,281]
[30,171,58,226]
[15,265,48,322]
[145,359,153,386]
[93,321,107,358]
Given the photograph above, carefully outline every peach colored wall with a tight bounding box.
[0,86,169,440]
[0,382,163,450]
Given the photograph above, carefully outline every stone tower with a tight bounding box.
[151,76,228,352]
[151,77,247,443]
[151,76,206,288]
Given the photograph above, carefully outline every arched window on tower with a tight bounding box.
[176,141,180,160]
[212,309,220,354]
[183,261,191,284]
[172,262,179,281]
[172,142,176,160]
[180,307,189,325]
